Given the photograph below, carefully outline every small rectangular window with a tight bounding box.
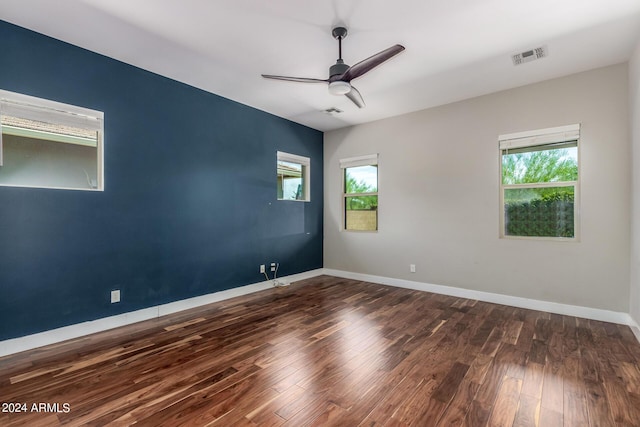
[341,154,378,231]
[277,151,310,201]
[0,90,104,191]
[499,124,580,239]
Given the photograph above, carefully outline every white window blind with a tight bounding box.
[339,153,378,169]
[499,124,580,151]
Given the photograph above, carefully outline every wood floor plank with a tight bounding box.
[245,384,305,425]
[274,389,326,422]
[601,374,638,425]
[474,359,509,408]
[432,362,470,404]
[541,359,564,414]
[486,375,522,426]
[564,390,590,427]
[584,379,615,427]
[617,362,640,394]
[520,361,544,399]
[528,339,547,365]
[0,275,638,427]
[512,394,540,427]
[462,400,491,427]
[358,365,427,426]
[502,319,523,345]
[539,407,563,427]
[464,353,493,384]
[435,379,479,427]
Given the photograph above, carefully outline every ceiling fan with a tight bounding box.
[262,27,405,108]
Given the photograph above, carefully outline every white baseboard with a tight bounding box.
[3,268,638,357]
[630,318,640,342]
[323,269,635,328]
[0,269,323,358]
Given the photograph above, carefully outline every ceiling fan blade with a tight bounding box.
[261,74,328,83]
[340,44,405,82]
[345,86,365,108]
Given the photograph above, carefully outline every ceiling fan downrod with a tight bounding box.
[330,27,349,78]
[332,26,348,61]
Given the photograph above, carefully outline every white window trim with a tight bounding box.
[341,153,379,232]
[498,124,580,241]
[277,151,310,202]
[0,89,104,191]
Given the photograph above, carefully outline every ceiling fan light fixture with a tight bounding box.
[328,81,351,96]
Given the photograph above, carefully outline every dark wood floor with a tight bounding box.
[1,275,639,426]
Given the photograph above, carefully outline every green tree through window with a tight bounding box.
[344,164,378,231]
[345,175,377,210]
[502,147,577,184]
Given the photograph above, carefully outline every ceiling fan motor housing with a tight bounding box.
[330,60,349,79]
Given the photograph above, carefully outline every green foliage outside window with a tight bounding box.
[502,147,577,185]
[344,164,378,231]
[502,144,578,238]
[504,189,575,237]
[345,175,377,210]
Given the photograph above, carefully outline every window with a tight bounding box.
[499,124,580,239]
[0,90,104,191]
[277,151,309,201]
[341,154,378,231]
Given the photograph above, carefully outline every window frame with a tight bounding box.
[340,153,379,232]
[0,89,104,191]
[276,151,310,202]
[498,124,580,241]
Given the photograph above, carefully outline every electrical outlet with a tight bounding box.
[111,289,121,303]
[410,264,416,273]
[260,264,265,274]
[271,262,277,272]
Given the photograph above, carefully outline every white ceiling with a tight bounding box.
[2,0,640,132]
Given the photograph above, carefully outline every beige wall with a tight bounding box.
[324,64,630,312]
[630,42,640,326]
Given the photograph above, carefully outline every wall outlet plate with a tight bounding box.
[260,264,265,273]
[111,289,121,303]
[410,264,416,273]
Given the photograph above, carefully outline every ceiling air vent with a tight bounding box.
[324,107,343,115]
[512,45,548,66]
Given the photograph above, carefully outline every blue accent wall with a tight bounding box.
[0,20,323,341]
